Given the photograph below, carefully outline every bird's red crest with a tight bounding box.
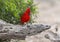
[25,7,30,14]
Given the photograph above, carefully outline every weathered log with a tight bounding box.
[0,23,51,40]
[0,20,51,40]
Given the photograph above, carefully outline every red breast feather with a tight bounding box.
[21,12,30,24]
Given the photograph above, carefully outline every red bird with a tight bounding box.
[20,7,30,24]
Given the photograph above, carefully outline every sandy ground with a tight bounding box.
[33,0,60,24]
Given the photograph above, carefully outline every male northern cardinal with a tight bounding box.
[20,7,30,24]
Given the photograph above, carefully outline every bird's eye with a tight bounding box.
[29,14,30,15]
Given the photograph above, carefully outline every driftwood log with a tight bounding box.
[0,21,51,40]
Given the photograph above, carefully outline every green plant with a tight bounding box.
[0,0,37,24]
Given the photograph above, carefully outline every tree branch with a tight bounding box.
[0,20,51,40]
